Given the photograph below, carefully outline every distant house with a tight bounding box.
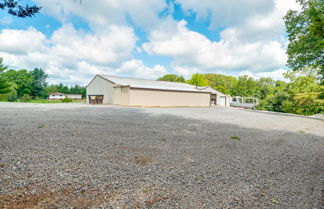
[86,75,231,107]
[49,92,82,100]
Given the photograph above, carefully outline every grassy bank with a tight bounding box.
[27,99,85,103]
[0,99,85,103]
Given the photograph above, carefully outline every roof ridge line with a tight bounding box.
[98,74,196,87]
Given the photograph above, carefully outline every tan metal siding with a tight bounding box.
[113,86,130,105]
[129,88,210,107]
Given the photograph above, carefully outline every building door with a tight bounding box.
[219,96,226,106]
[210,94,217,106]
[89,95,104,104]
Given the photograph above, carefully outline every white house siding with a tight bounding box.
[216,95,231,106]
[49,94,66,100]
[129,88,211,107]
[67,95,82,99]
[86,76,115,104]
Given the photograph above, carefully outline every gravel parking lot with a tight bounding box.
[0,103,323,208]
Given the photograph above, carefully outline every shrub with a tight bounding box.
[0,87,17,102]
[61,97,73,103]
[20,94,32,102]
[7,95,17,102]
[0,94,14,101]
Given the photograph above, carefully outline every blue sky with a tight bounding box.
[0,0,299,84]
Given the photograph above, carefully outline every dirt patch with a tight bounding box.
[134,156,153,166]
[0,186,111,209]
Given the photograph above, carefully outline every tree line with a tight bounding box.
[0,56,322,115]
[0,58,86,101]
[157,71,323,116]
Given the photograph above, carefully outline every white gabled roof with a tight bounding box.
[197,86,229,96]
[98,75,211,93]
[93,75,228,95]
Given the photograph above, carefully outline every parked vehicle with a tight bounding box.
[230,96,259,109]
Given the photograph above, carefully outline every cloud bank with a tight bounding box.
[0,0,300,84]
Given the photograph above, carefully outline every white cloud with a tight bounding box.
[35,0,167,30]
[143,20,287,76]
[220,0,300,43]
[175,0,275,28]
[0,27,47,54]
[0,25,167,85]
[50,24,136,65]
[0,0,301,83]
[114,59,168,78]
[141,0,300,79]
[239,69,288,81]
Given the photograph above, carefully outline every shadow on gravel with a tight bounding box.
[0,107,323,209]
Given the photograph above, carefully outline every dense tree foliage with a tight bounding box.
[157,74,185,83]
[30,68,48,98]
[284,0,324,81]
[1,69,34,97]
[156,71,323,115]
[231,75,258,97]
[204,74,236,95]
[0,0,41,17]
[0,58,11,94]
[159,73,208,87]
[187,73,208,87]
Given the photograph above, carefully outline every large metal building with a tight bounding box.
[86,75,230,107]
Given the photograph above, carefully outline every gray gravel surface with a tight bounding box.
[0,103,323,208]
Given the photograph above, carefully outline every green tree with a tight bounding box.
[157,74,186,83]
[284,69,321,94]
[187,73,208,87]
[57,83,70,93]
[282,69,323,115]
[255,77,275,99]
[30,68,48,98]
[257,80,289,112]
[0,0,41,17]
[45,84,59,94]
[204,74,236,95]
[2,69,34,97]
[284,92,323,115]
[0,58,11,94]
[69,84,86,99]
[231,75,258,97]
[0,84,17,101]
[284,0,324,80]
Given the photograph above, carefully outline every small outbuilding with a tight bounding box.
[86,75,230,107]
[197,87,231,107]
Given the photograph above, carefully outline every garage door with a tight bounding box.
[220,96,226,106]
[89,95,104,104]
